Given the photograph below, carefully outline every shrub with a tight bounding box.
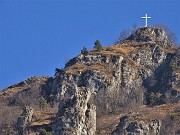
[49,94,55,108]
[154,24,177,44]
[94,40,102,51]
[170,63,180,71]
[55,68,61,73]
[39,96,48,110]
[115,24,138,43]
[39,128,52,135]
[81,46,88,55]
[118,29,131,42]
[106,47,113,51]
[54,68,64,76]
[149,92,158,105]
[170,113,176,121]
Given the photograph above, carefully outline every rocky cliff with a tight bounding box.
[0,27,180,135]
[52,27,180,135]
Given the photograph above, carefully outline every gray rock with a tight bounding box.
[112,114,161,135]
[127,27,173,48]
[17,106,33,135]
[52,27,179,134]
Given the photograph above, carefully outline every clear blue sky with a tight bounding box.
[0,0,180,90]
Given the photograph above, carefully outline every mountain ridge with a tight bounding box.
[0,27,180,135]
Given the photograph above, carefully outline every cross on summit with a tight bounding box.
[141,14,151,27]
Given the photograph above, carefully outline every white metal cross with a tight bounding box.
[141,14,151,27]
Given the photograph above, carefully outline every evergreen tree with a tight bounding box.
[81,46,88,55]
[39,96,48,110]
[94,40,102,51]
[149,92,158,105]
[54,68,63,76]
[55,68,61,73]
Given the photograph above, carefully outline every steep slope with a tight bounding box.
[52,27,179,135]
[0,27,179,135]
[0,76,58,134]
[113,103,180,135]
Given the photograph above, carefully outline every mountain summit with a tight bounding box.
[127,27,173,48]
[0,27,180,135]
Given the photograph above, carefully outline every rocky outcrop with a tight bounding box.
[1,27,179,135]
[52,27,179,135]
[112,113,161,135]
[164,48,180,102]
[52,53,145,134]
[127,27,173,48]
[17,106,34,135]
[0,76,54,134]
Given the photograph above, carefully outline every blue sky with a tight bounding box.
[0,0,180,90]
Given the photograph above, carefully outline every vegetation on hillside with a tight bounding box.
[81,46,88,55]
[94,40,102,51]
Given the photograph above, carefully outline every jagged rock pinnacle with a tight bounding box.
[127,27,173,48]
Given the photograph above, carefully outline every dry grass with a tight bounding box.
[111,43,136,54]
[0,76,50,97]
[89,49,117,56]
[0,76,56,134]
[65,40,177,79]
[31,110,57,126]
[65,63,112,78]
[128,103,180,122]
[96,113,125,135]
[64,43,143,77]
[0,86,29,97]
[96,103,180,135]
[89,43,137,57]
[0,105,22,125]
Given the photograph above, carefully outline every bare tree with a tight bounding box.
[64,56,70,65]
[115,24,138,43]
[154,24,177,44]
[131,23,138,34]
[116,29,131,43]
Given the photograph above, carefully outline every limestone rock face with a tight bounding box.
[17,106,34,135]
[52,27,179,135]
[156,48,180,104]
[128,27,173,48]
[112,113,161,135]
[1,27,179,134]
[53,54,145,135]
